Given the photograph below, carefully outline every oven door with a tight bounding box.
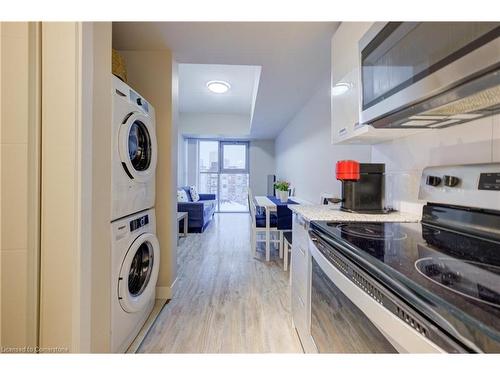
[310,248,397,353]
[309,231,462,353]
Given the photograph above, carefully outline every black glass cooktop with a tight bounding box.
[310,220,500,352]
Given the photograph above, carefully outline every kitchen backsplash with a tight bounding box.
[372,113,500,214]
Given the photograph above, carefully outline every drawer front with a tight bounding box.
[291,288,307,341]
[291,241,308,300]
[292,287,317,353]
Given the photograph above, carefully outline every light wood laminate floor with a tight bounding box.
[138,213,303,353]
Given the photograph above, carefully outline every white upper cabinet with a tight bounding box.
[331,22,372,84]
[331,22,422,144]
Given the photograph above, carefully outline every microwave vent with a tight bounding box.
[370,68,500,129]
[423,85,500,117]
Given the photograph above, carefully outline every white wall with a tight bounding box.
[372,114,500,214]
[179,112,251,138]
[177,132,186,186]
[1,21,39,350]
[275,80,371,204]
[249,140,275,196]
[40,22,96,352]
[87,22,112,353]
[185,138,198,187]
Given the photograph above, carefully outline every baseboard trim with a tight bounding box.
[156,277,178,300]
[126,298,167,353]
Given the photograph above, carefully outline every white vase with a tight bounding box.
[279,190,289,203]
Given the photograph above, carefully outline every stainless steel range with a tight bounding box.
[308,163,500,353]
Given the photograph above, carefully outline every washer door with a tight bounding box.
[118,233,160,313]
[119,112,157,182]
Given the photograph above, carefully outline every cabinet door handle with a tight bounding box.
[338,127,347,136]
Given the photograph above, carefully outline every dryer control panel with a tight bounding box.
[130,90,149,114]
[130,214,149,232]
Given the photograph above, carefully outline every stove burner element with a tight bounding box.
[415,257,500,308]
[336,223,408,241]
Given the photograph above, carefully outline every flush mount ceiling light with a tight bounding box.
[331,82,351,96]
[206,80,231,94]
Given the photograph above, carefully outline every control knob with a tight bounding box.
[444,175,460,187]
[426,175,442,187]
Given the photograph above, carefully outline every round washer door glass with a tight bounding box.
[118,232,160,313]
[128,120,152,172]
[128,241,154,297]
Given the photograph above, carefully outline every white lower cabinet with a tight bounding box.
[290,213,317,353]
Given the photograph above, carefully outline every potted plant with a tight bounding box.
[274,180,290,203]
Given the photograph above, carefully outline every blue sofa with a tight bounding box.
[177,187,216,233]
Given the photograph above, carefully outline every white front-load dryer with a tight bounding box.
[111,208,160,353]
[112,75,157,222]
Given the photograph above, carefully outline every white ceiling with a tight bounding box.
[178,63,261,116]
[113,22,338,138]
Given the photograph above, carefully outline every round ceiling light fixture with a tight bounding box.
[331,82,351,96]
[206,80,231,94]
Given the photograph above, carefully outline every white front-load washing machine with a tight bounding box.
[111,208,160,353]
[112,75,157,222]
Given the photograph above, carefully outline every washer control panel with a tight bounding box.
[130,214,149,232]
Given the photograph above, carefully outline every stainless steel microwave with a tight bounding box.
[359,22,500,129]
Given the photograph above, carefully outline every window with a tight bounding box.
[221,142,248,172]
[196,140,249,212]
[199,140,219,172]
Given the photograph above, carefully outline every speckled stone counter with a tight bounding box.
[289,204,421,223]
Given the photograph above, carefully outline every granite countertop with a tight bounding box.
[289,204,421,223]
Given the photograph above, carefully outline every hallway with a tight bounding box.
[138,213,303,353]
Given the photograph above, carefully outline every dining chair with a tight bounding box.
[248,191,280,258]
[283,231,292,272]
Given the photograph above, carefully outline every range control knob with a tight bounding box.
[444,175,460,187]
[426,175,442,187]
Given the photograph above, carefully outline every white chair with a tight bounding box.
[283,231,292,271]
[249,191,281,259]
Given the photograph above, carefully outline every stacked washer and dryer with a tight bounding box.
[110,75,161,353]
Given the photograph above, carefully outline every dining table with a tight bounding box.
[253,195,298,261]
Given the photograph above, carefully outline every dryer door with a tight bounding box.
[118,233,160,313]
[119,112,157,182]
